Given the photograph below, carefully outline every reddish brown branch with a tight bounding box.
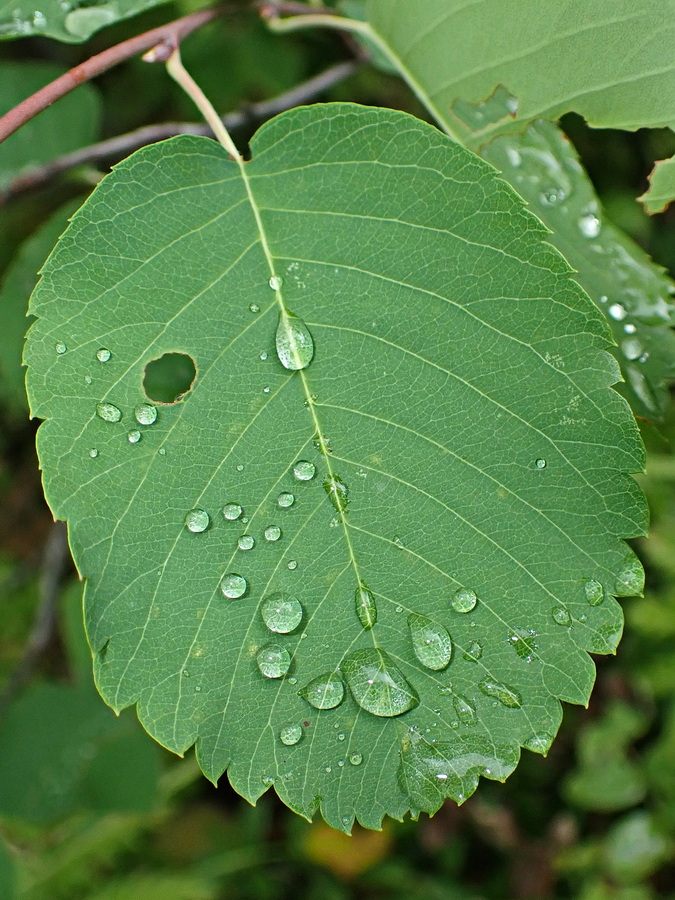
[0,5,229,145]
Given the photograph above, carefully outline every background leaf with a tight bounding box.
[0,0,170,42]
[639,155,675,215]
[25,103,645,829]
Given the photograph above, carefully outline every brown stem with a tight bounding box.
[0,5,230,146]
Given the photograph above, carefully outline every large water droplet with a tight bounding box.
[96,401,121,423]
[463,640,483,661]
[299,673,344,709]
[221,573,247,599]
[584,579,604,606]
[323,474,349,513]
[261,593,303,633]
[275,311,314,370]
[551,605,571,626]
[452,693,477,727]
[264,525,282,542]
[342,648,419,717]
[578,213,601,238]
[279,723,302,746]
[238,534,255,551]
[222,502,243,521]
[478,680,522,708]
[65,4,117,38]
[277,492,295,508]
[96,348,111,362]
[269,275,283,290]
[257,643,291,678]
[355,582,377,629]
[134,403,157,425]
[293,460,316,481]
[185,509,209,532]
[408,613,452,670]
[55,341,67,354]
[609,302,627,321]
[451,588,477,613]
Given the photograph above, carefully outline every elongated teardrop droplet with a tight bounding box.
[408,613,452,670]
[342,648,418,717]
[324,474,349,513]
[355,582,377,629]
[479,680,522,708]
[275,310,314,371]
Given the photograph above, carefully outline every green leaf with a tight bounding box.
[0,0,170,42]
[482,122,675,423]
[365,0,675,147]
[0,62,99,186]
[0,838,16,900]
[25,103,646,829]
[639,155,675,215]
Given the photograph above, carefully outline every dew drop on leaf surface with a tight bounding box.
[96,348,111,362]
[237,535,255,551]
[184,509,209,533]
[299,673,345,709]
[134,403,157,425]
[323,474,349,513]
[220,573,247,599]
[341,648,419,717]
[451,588,477,613]
[355,582,377,629]
[127,430,141,444]
[275,311,315,371]
[264,525,282,542]
[523,733,554,755]
[222,503,243,521]
[584,579,604,606]
[88,448,98,458]
[277,492,295,508]
[96,401,122,423]
[478,680,522,708]
[453,693,477,726]
[279,723,302,746]
[551,606,571,626]
[535,458,547,469]
[349,752,363,766]
[55,341,67,354]
[463,640,483,661]
[261,593,303,633]
[408,613,452,670]
[256,644,291,678]
[293,460,316,481]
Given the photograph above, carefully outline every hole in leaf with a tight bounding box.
[143,353,196,403]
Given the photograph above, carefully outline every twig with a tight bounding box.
[0,521,70,717]
[0,60,361,205]
[257,1,334,15]
[0,5,229,146]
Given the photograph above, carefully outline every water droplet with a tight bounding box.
[463,640,483,661]
[551,606,571,626]
[238,534,255,551]
[275,311,314,370]
[624,323,637,334]
[134,403,157,425]
[609,302,627,321]
[478,680,522,708]
[541,188,566,206]
[578,213,601,238]
[236,464,244,472]
[127,429,141,444]
[393,535,405,550]
[408,613,452,670]
[615,553,644,596]
[337,732,346,741]
[64,4,117,38]
[221,573,247,599]
[277,492,295,508]
[185,509,209,533]
[264,525,282,542]
[584,579,604,606]
[55,341,67,354]
[355,582,377,629]
[349,752,363,766]
[323,474,349,513]
[523,733,554,755]
[256,643,291,678]
[96,401,122,423]
[88,448,98,458]
[535,458,546,469]
[269,275,283,290]
[621,338,644,361]
[259,351,268,361]
[32,9,46,28]
[262,385,270,394]
[451,588,477,614]
[452,693,477,727]
[279,723,302,746]
[299,673,344,709]
[507,629,539,662]
[261,593,303,633]
[96,348,111,362]
[158,448,166,455]
[342,648,419,717]
[293,460,315,481]
[84,375,92,385]
[287,560,298,570]
[222,503,243,521]
[324,766,332,774]
[249,303,260,313]
[182,669,190,677]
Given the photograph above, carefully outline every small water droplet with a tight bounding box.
[277,492,295,508]
[578,213,601,238]
[349,752,363,766]
[236,464,244,472]
[194,685,201,692]
[463,640,483,661]
[238,534,255,551]
[279,723,302,746]
[259,351,268,361]
[222,503,243,521]
[408,613,452,670]
[182,669,190,677]
[32,9,46,28]
[261,593,303,633]
[134,403,157,425]
[609,302,627,321]
[624,323,637,334]
[342,648,419,717]
[452,693,477,726]
[264,525,281,542]
[535,458,546,469]
[269,275,283,290]
[551,606,571,626]
[287,560,298,570]
[221,573,247,599]
[127,430,141,444]
[96,401,122,423]
[158,447,166,455]
[88,448,98,458]
[337,732,346,741]
[584,579,604,606]
[96,348,111,362]
[323,474,349,513]
[275,311,314,370]
[293,460,316,481]
[523,733,554,755]
[257,643,291,678]
[621,337,644,361]
[249,303,260,313]
[355,582,377,629]
[508,629,539,662]
[185,509,209,532]
[478,680,522,708]
[84,375,92,384]
[299,673,344,709]
[55,341,67,354]
[262,385,270,394]
[393,535,405,550]
[451,588,477,614]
